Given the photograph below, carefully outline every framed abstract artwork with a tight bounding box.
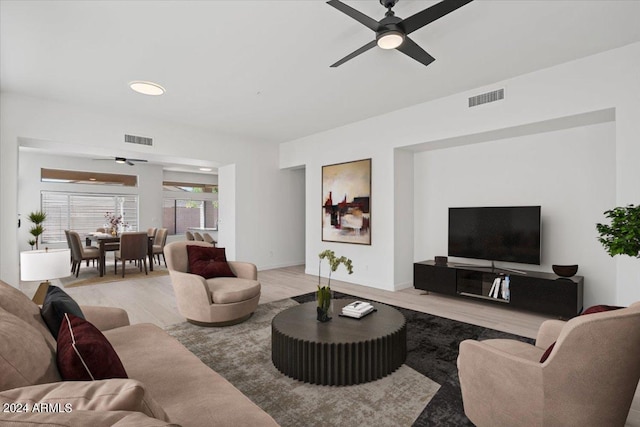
[322,158,371,245]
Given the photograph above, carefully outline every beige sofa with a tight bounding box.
[0,280,278,426]
[457,303,640,427]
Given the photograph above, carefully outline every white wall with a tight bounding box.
[414,121,616,306]
[18,150,163,252]
[218,164,236,259]
[1,93,305,285]
[394,148,414,289]
[280,41,640,305]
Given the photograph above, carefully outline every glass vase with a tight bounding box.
[316,286,332,322]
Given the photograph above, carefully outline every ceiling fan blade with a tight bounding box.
[396,36,435,67]
[327,0,380,32]
[330,40,377,67]
[126,160,135,166]
[126,158,148,162]
[402,0,474,35]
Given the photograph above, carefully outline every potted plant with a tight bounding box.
[596,204,640,258]
[27,210,47,250]
[317,249,353,322]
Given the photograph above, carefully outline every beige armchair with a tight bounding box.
[457,303,640,427]
[164,241,260,326]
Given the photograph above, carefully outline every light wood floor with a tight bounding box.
[19,264,640,426]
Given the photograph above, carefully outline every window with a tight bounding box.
[163,199,218,235]
[163,181,218,235]
[41,192,138,243]
[41,168,137,186]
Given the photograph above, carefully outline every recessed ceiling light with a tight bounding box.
[199,167,212,172]
[129,81,165,96]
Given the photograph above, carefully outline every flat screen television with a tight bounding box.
[448,206,541,265]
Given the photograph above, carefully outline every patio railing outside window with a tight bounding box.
[163,199,218,235]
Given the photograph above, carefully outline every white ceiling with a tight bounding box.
[2,0,640,146]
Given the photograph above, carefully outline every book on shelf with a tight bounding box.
[487,276,510,301]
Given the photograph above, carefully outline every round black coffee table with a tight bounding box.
[271,300,406,385]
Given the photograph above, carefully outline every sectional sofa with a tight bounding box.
[0,280,278,426]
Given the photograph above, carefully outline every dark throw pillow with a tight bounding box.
[540,304,624,363]
[41,285,85,339]
[57,313,128,381]
[186,245,236,279]
[581,304,624,315]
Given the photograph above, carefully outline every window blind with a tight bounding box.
[41,192,138,243]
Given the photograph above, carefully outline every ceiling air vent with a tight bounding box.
[124,134,153,146]
[468,88,504,108]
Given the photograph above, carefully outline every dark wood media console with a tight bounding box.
[414,260,584,318]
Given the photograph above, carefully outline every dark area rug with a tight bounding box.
[293,291,534,426]
[166,297,438,427]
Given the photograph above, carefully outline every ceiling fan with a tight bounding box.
[327,0,473,67]
[93,156,148,166]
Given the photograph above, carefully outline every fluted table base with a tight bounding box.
[272,300,406,386]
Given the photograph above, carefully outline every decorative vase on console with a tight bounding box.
[317,249,354,322]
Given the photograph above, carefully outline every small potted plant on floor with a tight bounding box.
[317,249,353,322]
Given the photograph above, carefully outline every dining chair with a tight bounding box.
[96,227,120,253]
[185,231,195,241]
[68,231,100,277]
[202,232,217,247]
[152,228,168,267]
[147,227,158,240]
[193,232,204,241]
[114,232,148,278]
[64,230,73,266]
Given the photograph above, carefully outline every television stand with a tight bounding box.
[451,260,527,275]
[414,260,584,318]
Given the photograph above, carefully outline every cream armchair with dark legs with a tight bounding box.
[164,241,260,326]
[457,303,640,427]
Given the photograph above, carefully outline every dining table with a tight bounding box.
[86,233,155,277]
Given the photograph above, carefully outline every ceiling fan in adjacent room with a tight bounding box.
[92,156,148,166]
[327,0,473,67]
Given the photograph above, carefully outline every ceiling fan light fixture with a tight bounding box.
[129,80,165,96]
[377,30,404,49]
[115,157,127,164]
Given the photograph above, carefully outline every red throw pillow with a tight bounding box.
[57,313,128,381]
[186,245,236,279]
[540,304,624,363]
[581,304,623,315]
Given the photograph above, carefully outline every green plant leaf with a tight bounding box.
[596,204,640,258]
[28,210,47,224]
